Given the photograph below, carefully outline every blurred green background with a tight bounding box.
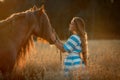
[0,0,120,40]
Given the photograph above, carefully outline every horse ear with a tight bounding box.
[40,4,45,12]
[41,4,44,10]
[32,5,38,11]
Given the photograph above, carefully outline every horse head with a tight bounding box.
[31,5,57,44]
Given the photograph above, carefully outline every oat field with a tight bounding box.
[1,40,120,80]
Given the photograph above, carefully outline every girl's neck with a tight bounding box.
[72,31,78,35]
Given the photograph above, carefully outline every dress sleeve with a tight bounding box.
[63,35,81,52]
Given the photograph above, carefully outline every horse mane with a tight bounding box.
[0,8,37,71]
[14,10,36,69]
[14,6,46,70]
[0,8,34,60]
[0,9,32,30]
[0,12,24,23]
[0,6,46,71]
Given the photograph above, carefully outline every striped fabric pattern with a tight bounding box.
[63,34,82,53]
[63,34,85,77]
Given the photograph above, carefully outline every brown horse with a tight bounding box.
[0,5,57,80]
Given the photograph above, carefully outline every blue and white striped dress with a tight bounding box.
[63,34,85,77]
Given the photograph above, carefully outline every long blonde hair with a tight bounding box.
[72,17,88,65]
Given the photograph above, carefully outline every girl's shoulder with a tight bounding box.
[69,34,81,42]
[70,34,80,39]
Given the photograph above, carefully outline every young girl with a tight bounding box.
[51,17,88,80]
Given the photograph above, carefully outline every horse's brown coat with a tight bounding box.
[0,6,56,80]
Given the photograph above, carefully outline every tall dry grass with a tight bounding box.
[88,40,120,80]
[0,40,120,80]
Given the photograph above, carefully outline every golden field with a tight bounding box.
[0,40,120,80]
[24,40,120,80]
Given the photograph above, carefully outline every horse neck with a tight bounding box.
[5,12,34,51]
[16,12,35,51]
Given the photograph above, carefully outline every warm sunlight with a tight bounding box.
[0,0,4,2]
[0,0,120,80]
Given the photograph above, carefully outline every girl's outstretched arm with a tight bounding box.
[51,32,65,52]
[54,39,65,53]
